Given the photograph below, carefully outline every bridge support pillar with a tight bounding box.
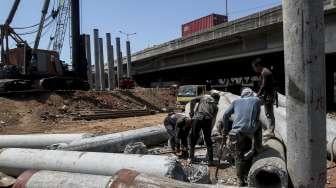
[116,37,122,87]
[283,0,326,187]
[98,38,106,90]
[126,40,132,78]
[106,33,115,90]
[84,34,93,90]
[93,29,101,91]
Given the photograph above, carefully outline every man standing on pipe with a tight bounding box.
[189,92,220,166]
[252,58,276,137]
[164,113,192,158]
[222,88,262,186]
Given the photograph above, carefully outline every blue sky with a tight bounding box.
[0,0,281,63]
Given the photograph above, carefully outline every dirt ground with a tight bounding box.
[0,89,172,134]
[327,161,336,187]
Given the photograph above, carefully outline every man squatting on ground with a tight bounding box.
[164,113,192,158]
[189,92,220,166]
[252,58,276,136]
[222,88,262,186]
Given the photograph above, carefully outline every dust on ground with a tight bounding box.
[0,89,173,134]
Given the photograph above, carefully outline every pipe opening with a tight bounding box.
[255,170,281,188]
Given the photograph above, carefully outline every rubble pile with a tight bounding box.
[131,87,176,110]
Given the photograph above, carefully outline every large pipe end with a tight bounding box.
[248,157,288,188]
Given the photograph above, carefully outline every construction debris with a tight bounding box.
[184,164,211,184]
[0,148,187,181]
[0,133,94,149]
[54,125,168,152]
[124,142,148,154]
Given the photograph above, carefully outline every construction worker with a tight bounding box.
[189,92,220,166]
[252,58,275,136]
[222,88,262,186]
[163,113,192,158]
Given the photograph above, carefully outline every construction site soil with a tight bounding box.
[1,89,336,187]
[0,88,175,134]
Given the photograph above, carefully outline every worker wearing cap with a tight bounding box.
[163,113,191,158]
[252,58,276,137]
[222,87,262,186]
[189,92,220,165]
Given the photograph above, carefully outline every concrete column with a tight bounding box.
[126,40,132,78]
[93,29,100,91]
[106,33,115,90]
[84,35,93,90]
[116,37,122,87]
[98,38,105,90]
[283,0,326,187]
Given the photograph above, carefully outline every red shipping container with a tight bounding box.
[182,14,228,37]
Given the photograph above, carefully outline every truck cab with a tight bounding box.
[176,85,206,109]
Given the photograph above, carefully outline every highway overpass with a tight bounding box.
[126,2,336,108]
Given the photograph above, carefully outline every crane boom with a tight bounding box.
[52,0,70,54]
[4,0,21,26]
[33,0,51,50]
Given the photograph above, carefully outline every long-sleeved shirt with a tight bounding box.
[190,95,218,120]
[223,96,261,136]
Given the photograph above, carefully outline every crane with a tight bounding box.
[0,0,26,65]
[51,0,71,54]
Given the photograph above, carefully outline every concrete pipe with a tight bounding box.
[247,138,288,188]
[13,169,231,188]
[0,148,187,181]
[212,92,232,135]
[0,134,93,149]
[55,125,168,152]
[272,93,336,158]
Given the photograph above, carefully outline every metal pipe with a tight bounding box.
[93,29,100,90]
[0,148,187,181]
[55,125,168,153]
[13,169,227,188]
[106,33,115,90]
[98,38,105,90]
[0,134,92,149]
[126,40,132,78]
[116,37,122,87]
[84,34,93,90]
[283,0,326,186]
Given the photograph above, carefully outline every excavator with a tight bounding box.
[0,0,88,92]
